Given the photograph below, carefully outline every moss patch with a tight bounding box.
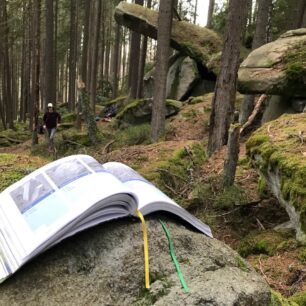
[283,41,306,95]
[289,290,306,305]
[270,290,299,306]
[246,113,306,232]
[238,230,290,257]
[0,153,47,192]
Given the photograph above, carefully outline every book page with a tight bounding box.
[102,162,212,237]
[0,155,137,261]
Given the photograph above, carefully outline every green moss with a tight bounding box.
[214,185,246,209]
[103,95,128,107]
[297,247,306,262]
[270,290,299,306]
[289,290,306,305]
[238,230,289,257]
[283,41,306,94]
[236,256,249,272]
[0,153,46,192]
[258,176,269,198]
[186,96,204,105]
[246,114,306,232]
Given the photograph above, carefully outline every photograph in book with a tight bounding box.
[0,154,212,284]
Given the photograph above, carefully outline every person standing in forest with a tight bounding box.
[43,103,61,152]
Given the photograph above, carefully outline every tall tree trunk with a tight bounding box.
[239,0,272,125]
[128,0,144,99]
[89,0,102,111]
[68,0,78,111]
[81,0,90,83]
[207,0,247,156]
[136,0,152,99]
[31,0,41,145]
[206,0,215,28]
[104,17,112,82]
[193,0,198,24]
[296,0,306,28]
[151,0,174,142]
[112,23,121,99]
[45,0,56,108]
[1,0,14,129]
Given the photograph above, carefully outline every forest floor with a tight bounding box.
[0,93,305,299]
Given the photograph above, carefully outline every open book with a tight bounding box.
[0,154,212,283]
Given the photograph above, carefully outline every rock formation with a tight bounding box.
[238,28,306,96]
[247,113,306,244]
[0,217,271,305]
[114,2,222,75]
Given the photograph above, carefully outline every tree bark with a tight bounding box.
[112,23,121,99]
[207,0,247,156]
[223,124,240,187]
[68,0,78,111]
[45,0,56,108]
[128,0,143,99]
[136,0,152,99]
[31,0,41,145]
[206,0,215,28]
[151,0,174,142]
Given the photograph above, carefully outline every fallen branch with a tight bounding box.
[0,135,23,144]
[240,94,268,134]
[103,140,115,154]
[256,218,266,230]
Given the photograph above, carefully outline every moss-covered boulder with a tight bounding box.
[116,98,182,125]
[238,28,306,96]
[114,2,222,74]
[98,96,128,118]
[246,113,306,244]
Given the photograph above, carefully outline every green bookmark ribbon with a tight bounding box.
[159,220,190,293]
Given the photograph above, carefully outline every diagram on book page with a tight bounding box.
[46,159,91,188]
[9,174,68,231]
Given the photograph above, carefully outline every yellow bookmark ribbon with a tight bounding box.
[136,210,150,289]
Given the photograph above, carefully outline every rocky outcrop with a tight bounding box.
[0,216,271,305]
[144,54,214,101]
[238,28,306,96]
[247,113,306,244]
[114,2,222,74]
[116,98,182,125]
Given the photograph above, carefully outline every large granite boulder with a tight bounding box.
[144,54,212,101]
[116,98,183,125]
[0,216,271,305]
[246,113,306,244]
[114,2,222,74]
[238,29,306,96]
